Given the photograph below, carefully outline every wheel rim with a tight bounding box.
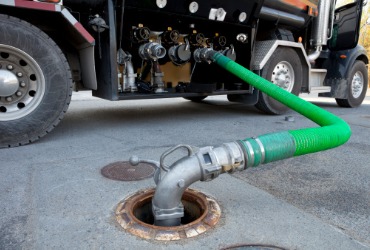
[351,71,364,99]
[0,44,45,121]
[271,61,295,92]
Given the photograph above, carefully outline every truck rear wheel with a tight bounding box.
[255,47,302,115]
[0,15,72,148]
[335,60,367,108]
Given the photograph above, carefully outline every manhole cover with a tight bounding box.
[222,245,287,250]
[101,161,155,181]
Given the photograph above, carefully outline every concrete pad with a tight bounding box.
[1,155,367,249]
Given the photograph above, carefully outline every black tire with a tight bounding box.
[255,47,303,115]
[335,60,368,108]
[183,96,208,102]
[0,15,72,148]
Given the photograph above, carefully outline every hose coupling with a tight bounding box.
[139,42,167,61]
[193,48,216,63]
[220,142,246,173]
[197,142,246,181]
[197,146,223,181]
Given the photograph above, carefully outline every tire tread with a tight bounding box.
[0,14,72,148]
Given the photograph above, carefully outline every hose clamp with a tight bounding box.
[255,138,266,164]
[244,141,255,168]
[152,203,184,220]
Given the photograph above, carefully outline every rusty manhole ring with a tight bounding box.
[116,188,221,241]
[101,161,155,181]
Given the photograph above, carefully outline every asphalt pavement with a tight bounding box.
[1,90,370,250]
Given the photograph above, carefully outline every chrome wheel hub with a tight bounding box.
[271,61,295,92]
[351,71,364,99]
[0,44,45,121]
[0,69,19,97]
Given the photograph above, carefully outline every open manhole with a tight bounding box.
[116,188,221,241]
[101,161,155,181]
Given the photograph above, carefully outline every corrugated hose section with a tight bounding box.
[212,52,351,166]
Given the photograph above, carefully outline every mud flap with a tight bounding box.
[320,79,348,98]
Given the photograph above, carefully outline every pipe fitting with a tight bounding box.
[198,142,245,181]
[139,42,166,61]
[218,142,245,173]
[193,48,218,63]
[152,61,166,93]
[121,52,137,92]
[152,142,245,226]
[168,44,192,65]
[308,46,322,63]
[152,155,201,226]
[308,0,332,62]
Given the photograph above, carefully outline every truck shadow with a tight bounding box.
[43,97,355,144]
[43,98,269,143]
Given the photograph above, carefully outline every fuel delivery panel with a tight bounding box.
[118,2,255,95]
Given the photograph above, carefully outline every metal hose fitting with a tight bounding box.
[139,42,166,61]
[152,142,244,226]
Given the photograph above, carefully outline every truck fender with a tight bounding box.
[0,0,98,90]
[252,40,310,91]
[321,45,368,98]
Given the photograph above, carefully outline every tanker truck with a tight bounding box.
[0,0,368,147]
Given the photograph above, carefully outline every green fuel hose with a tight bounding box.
[210,51,351,167]
[150,50,352,227]
[150,50,351,227]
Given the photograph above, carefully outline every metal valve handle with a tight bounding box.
[129,155,160,169]
[159,144,194,172]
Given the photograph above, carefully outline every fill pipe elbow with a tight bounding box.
[152,156,202,227]
[152,142,245,226]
